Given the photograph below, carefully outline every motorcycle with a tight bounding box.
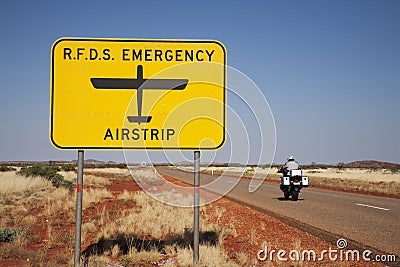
[278,167,309,201]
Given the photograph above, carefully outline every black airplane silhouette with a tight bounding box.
[90,65,188,124]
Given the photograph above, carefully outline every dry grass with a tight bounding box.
[108,191,193,239]
[0,172,54,196]
[59,171,77,182]
[81,255,111,267]
[95,190,194,241]
[117,189,137,201]
[86,168,130,175]
[89,188,239,266]
[176,245,239,267]
[309,176,400,196]
[42,187,114,215]
[129,168,166,186]
[250,227,258,247]
[235,251,249,266]
[82,188,113,209]
[61,171,113,187]
[83,222,97,235]
[0,168,242,266]
[0,241,36,261]
[0,171,60,250]
[44,188,75,217]
[202,166,400,196]
[84,174,113,186]
[119,248,163,266]
[82,221,98,245]
[0,172,116,261]
[202,166,400,182]
[303,167,400,182]
[111,244,120,258]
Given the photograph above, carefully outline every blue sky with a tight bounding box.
[0,0,399,164]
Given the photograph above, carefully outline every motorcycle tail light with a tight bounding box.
[294,179,299,183]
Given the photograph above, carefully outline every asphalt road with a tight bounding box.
[156,166,400,262]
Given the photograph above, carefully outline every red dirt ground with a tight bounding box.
[0,169,387,266]
[159,173,386,266]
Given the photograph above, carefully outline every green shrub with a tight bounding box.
[17,164,56,177]
[0,165,16,172]
[60,164,77,172]
[84,163,127,169]
[49,173,74,189]
[17,165,73,189]
[115,163,128,169]
[0,227,17,243]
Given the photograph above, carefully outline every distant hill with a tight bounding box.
[71,158,107,164]
[343,160,400,169]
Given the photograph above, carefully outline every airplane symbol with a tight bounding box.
[90,65,188,124]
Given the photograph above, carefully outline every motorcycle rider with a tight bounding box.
[279,156,305,201]
[280,156,300,176]
[285,156,300,170]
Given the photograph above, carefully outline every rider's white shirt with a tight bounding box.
[284,161,300,170]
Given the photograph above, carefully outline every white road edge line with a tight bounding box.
[356,203,390,211]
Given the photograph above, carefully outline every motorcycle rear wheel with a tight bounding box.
[291,191,299,201]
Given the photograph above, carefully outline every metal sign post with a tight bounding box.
[193,151,200,265]
[74,150,84,267]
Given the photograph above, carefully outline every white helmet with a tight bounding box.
[287,156,295,161]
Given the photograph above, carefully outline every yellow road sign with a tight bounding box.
[50,38,226,150]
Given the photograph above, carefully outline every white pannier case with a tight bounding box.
[290,169,302,177]
[281,176,290,186]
